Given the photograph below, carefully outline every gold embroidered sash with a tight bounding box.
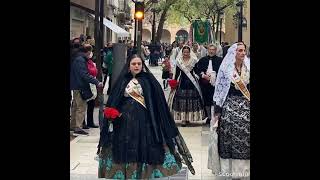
[126,79,147,108]
[233,71,250,101]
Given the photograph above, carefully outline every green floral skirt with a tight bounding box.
[98,146,183,179]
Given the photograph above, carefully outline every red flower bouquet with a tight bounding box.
[104,107,121,120]
[168,79,179,89]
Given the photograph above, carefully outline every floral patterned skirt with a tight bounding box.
[98,146,182,179]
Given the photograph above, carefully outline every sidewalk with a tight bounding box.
[70,65,217,180]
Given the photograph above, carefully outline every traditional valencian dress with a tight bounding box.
[98,69,195,179]
[209,43,250,179]
[168,47,205,125]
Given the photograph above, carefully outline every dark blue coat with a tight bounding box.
[70,52,99,91]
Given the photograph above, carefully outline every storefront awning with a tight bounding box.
[90,14,130,37]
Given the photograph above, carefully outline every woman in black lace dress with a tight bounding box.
[211,43,250,179]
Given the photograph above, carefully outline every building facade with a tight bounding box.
[224,0,250,46]
[70,0,132,43]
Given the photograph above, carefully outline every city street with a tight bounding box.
[70,63,216,180]
[70,0,250,179]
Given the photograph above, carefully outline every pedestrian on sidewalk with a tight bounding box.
[97,54,195,179]
[70,38,81,119]
[70,44,103,135]
[209,43,250,179]
[103,42,113,95]
[161,55,172,90]
[82,50,99,129]
[126,41,135,62]
[143,45,150,62]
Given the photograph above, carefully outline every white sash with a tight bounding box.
[176,61,204,102]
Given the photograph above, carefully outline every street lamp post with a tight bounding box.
[151,8,156,44]
[215,11,221,43]
[134,19,137,47]
[132,0,145,54]
[94,0,101,80]
[99,0,104,49]
[151,0,158,45]
[236,0,244,42]
[132,0,137,47]
[219,11,224,44]
[94,0,105,129]
[137,20,143,55]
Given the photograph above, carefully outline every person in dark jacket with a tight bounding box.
[70,44,103,135]
[82,53,99,129]
[71,38,81,61]
[70,38,81,122]
[195,44,223,124]
[126,42,135,62]
[102,42,113,95]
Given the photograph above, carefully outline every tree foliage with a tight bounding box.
[168,0,245,41]
[136,0,248,43]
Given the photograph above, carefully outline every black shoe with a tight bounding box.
[87,124,99,128]
[74,129,89,136]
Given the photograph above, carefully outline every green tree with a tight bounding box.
[169,0,243,42]
[141,0,247,43]
[143,0,180,43]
